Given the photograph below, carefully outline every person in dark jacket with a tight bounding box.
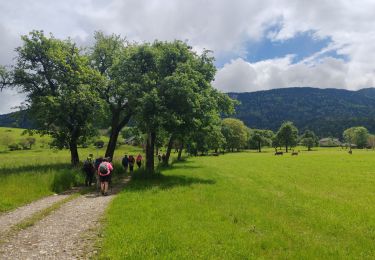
[122,155,129,173]
[83,157,95,186]
[128,155,135,174]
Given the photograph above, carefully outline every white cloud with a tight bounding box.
[0,89,25,114]
[0,0,375,111]
[214,56,349,92]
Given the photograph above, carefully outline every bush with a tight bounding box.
[8,143,21,151]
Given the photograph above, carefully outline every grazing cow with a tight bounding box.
[275,151,283,156]
[291,151,298,156]
[348,150,352,154]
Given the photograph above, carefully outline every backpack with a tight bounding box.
[99,163,109,175]
[83,160,92,171]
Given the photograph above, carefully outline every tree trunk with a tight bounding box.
[165,134,175,165]
[69,140,79,166]
[105,128,120,159]
[146,131,156,173]
[258,141,261,152]
[178,141,184,161]
[105,112,131,159]
[285,142,288,153]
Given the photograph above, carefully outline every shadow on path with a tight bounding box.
[124,174,215,192]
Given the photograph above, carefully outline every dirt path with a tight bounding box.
[0,194,71,235]
[0,177,130,259]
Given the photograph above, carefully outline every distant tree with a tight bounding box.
[18,138,30,150]
[275,121,298,152]
[343,126,369,149]
[300,130,318,151]
[3,31,104,165]
[221,118,248,152]
[249,129,274,152]
[26,137,36,149]
[121,126,145,146]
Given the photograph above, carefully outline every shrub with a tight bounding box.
[8,143,21,151]
[94,140,105,148]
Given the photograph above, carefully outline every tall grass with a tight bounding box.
[0,141,143,212]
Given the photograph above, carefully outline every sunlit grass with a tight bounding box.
[99,148,375,259]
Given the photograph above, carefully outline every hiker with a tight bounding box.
[158,153,162,163]
[82,156,95,186]
[122,154,129,173]
[162,153,166,164]
[128,155,135,174]
[94,157,103,188]
[98,157,113,196]
[136,153,143,168]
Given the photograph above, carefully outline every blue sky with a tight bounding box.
[215,29,348,68]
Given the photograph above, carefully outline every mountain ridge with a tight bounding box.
[228,87,375,138]
[2,87,375,138]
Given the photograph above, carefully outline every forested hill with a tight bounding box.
[0,110,34,129]
[229,87,375,138]
[2,87,375,138]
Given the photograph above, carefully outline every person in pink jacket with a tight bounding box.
[98,157,113,196]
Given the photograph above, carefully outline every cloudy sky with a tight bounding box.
[0,0,374,114]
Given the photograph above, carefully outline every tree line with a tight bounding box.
[217,119,374,153]
[0,31,234,173]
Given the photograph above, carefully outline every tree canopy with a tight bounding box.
[1,31,103,165]
[300,130,318,151]
[221,118,248,152]
[343,126,369,149]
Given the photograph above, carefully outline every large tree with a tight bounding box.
[0,31,103,165]
[89,32,132,159]
[275,121,298,153]
[130,41,234,172]
[161,49,234,164]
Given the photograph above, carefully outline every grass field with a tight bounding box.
[99,149,375,259]
[0,127,143,212]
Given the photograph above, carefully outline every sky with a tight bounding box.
[0,0,374,114]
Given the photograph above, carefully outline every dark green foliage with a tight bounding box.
[229,87,375,138]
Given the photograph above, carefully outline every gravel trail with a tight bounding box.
[0,177,130,259]
[0,194,70,235]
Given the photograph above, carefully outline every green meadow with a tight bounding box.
[0,127,142,212]
[3,127,375,258]
[99,149,375,259]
